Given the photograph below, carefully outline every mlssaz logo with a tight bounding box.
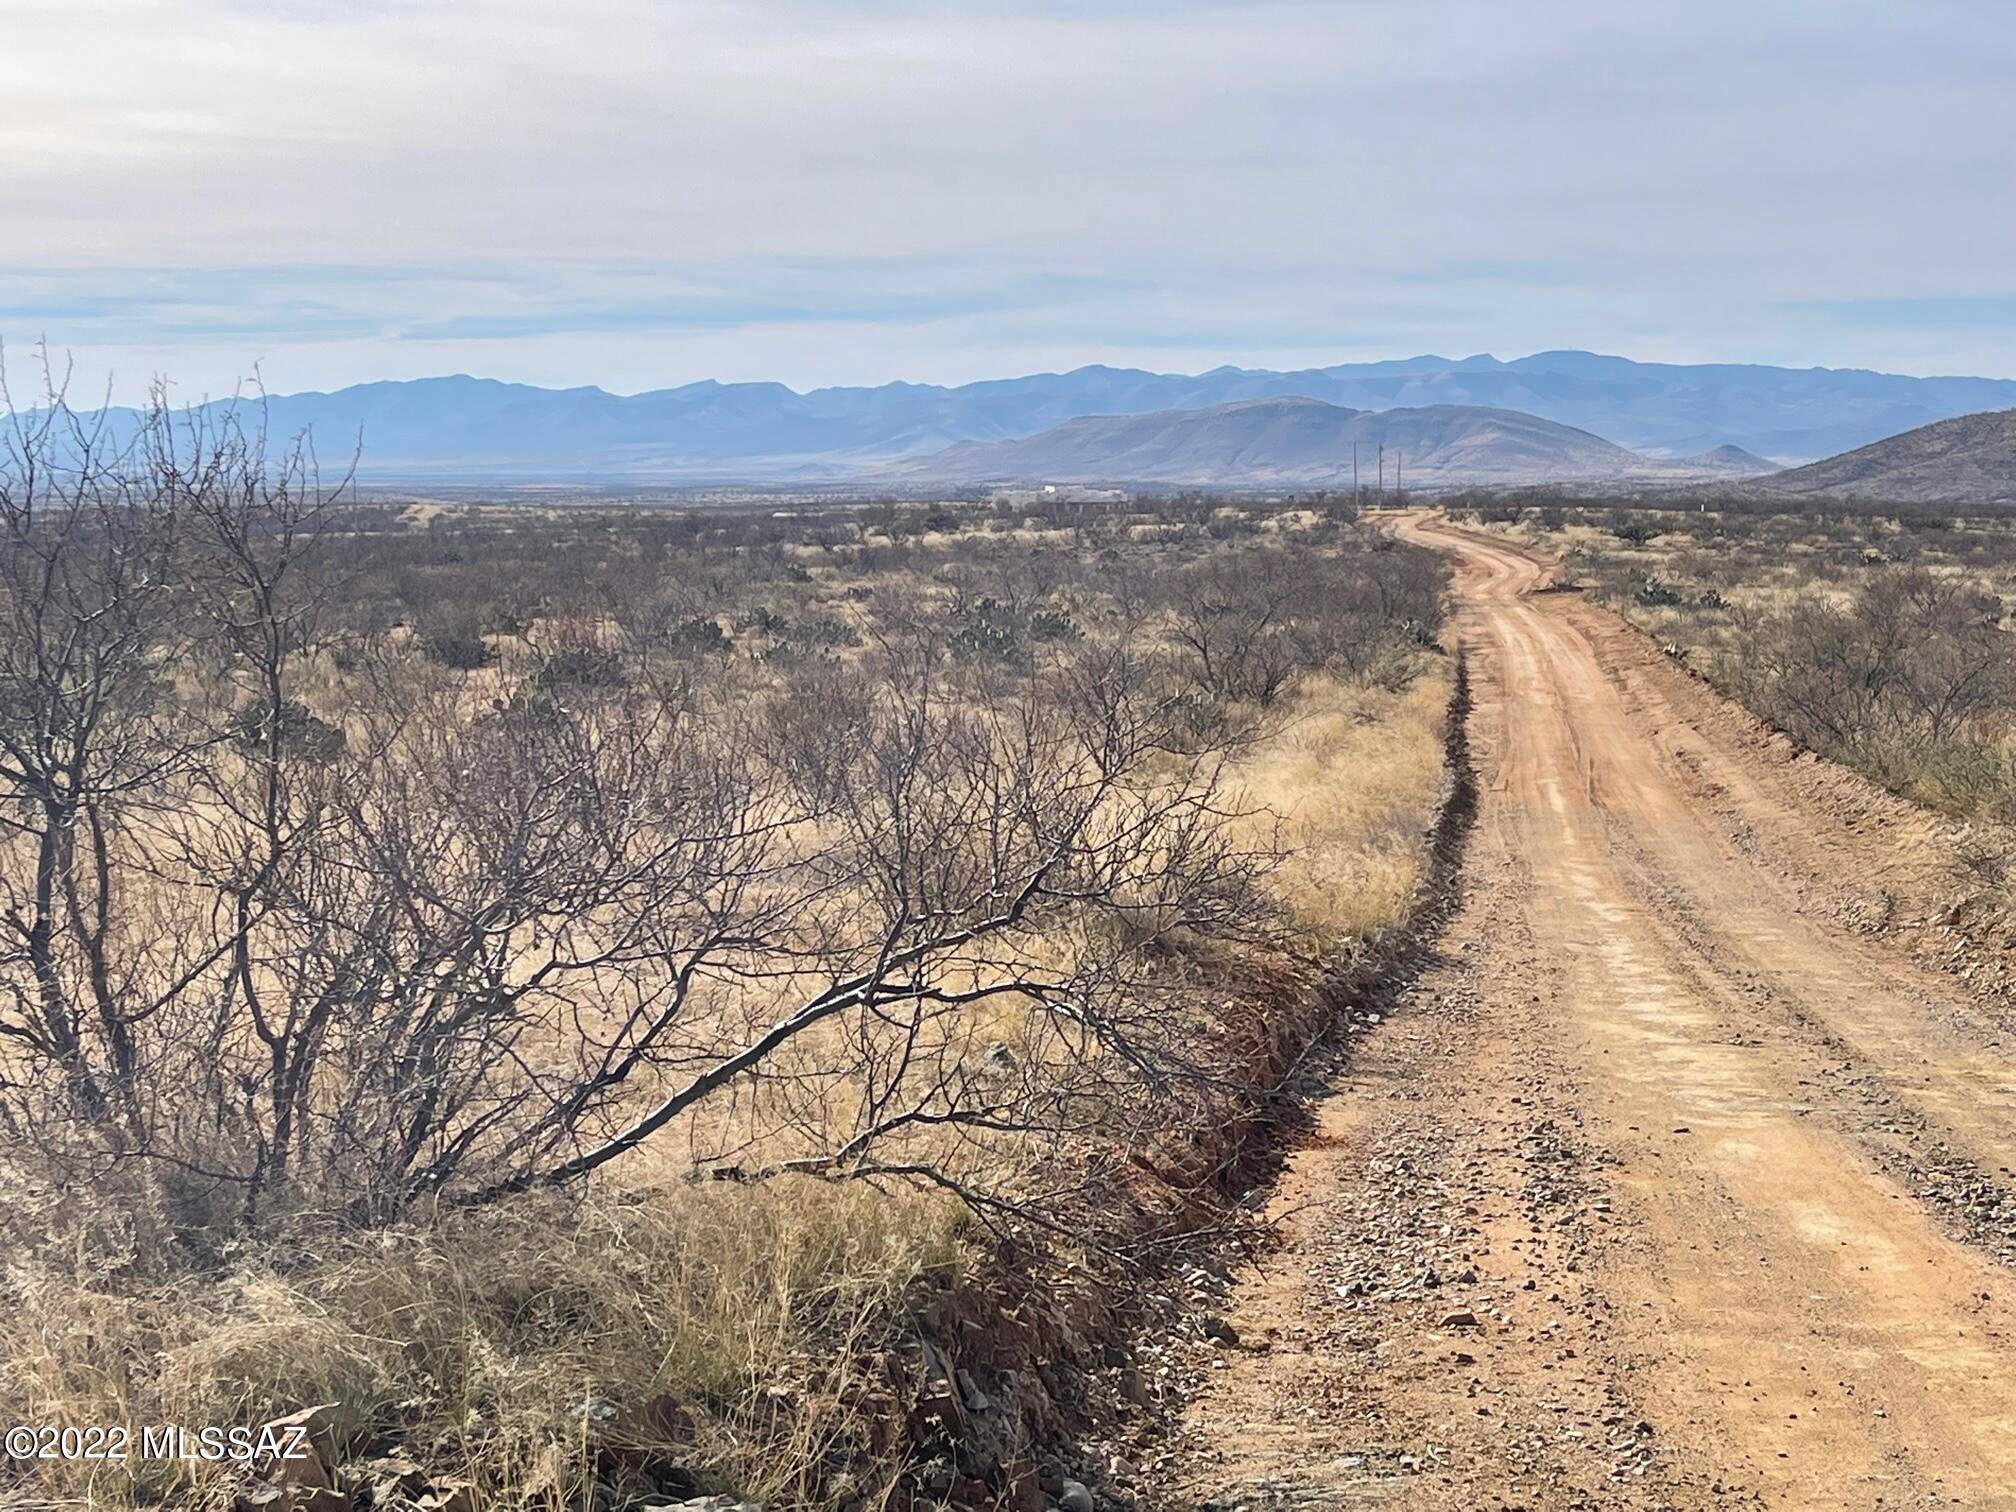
[139,1425,312,1465]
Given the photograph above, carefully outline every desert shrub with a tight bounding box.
[419,621,498,669]
[1712,569,2016,818]
[229,697,348,763]
[1160,543,1444,708]
[948,596,1024,663]
[1634,575,1685,607]
[532,644,627,690]
[1026,607,1082,643]
[787,614,860,649]
[668,615,732,654]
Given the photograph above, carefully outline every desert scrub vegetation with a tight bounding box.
[1454,494,2016,866]
[0,387,1449,1510]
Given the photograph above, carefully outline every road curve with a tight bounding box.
[1168,513,2016,1510]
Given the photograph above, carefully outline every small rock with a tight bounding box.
[1198,1316,1239,1346]
[1057,1480,1096,1512]
[1438,1309,1481,1329]
[957,1368,993,1414]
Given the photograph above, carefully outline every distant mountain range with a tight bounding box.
[53,350,2016,483]
[911,398,1774,487]
[1762,408,2016,503]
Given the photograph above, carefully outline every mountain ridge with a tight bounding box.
[910,397,1700,487]
[22,350,2016,481]
[1760,408,2016,503]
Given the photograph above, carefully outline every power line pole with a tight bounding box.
[1353,441,1359,508]
[1378,444,1385,505]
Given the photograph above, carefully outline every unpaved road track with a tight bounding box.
[1164,516,2016,1510]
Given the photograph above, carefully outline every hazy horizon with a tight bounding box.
[15,346,2016,414]
[5,1,2013,404]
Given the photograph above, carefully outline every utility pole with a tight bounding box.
[1378,444,1385,505]
[1353,442,1360,508]
[1396,452,1402,500]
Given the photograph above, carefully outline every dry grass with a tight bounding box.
[3,1178,962,1509]
[1230,663,1452,953]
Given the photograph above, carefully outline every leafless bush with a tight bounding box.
[1727,569,2014,792]
[1160,544,1442,706]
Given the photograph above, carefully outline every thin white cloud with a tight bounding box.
[2,0,2012,397]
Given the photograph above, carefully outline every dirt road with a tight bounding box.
[1163,516,2016,1510]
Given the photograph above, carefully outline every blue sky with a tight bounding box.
[2,0,2012,402]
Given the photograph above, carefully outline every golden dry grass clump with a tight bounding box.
[3,1179,962,1508]
[1231,667,1452,952]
